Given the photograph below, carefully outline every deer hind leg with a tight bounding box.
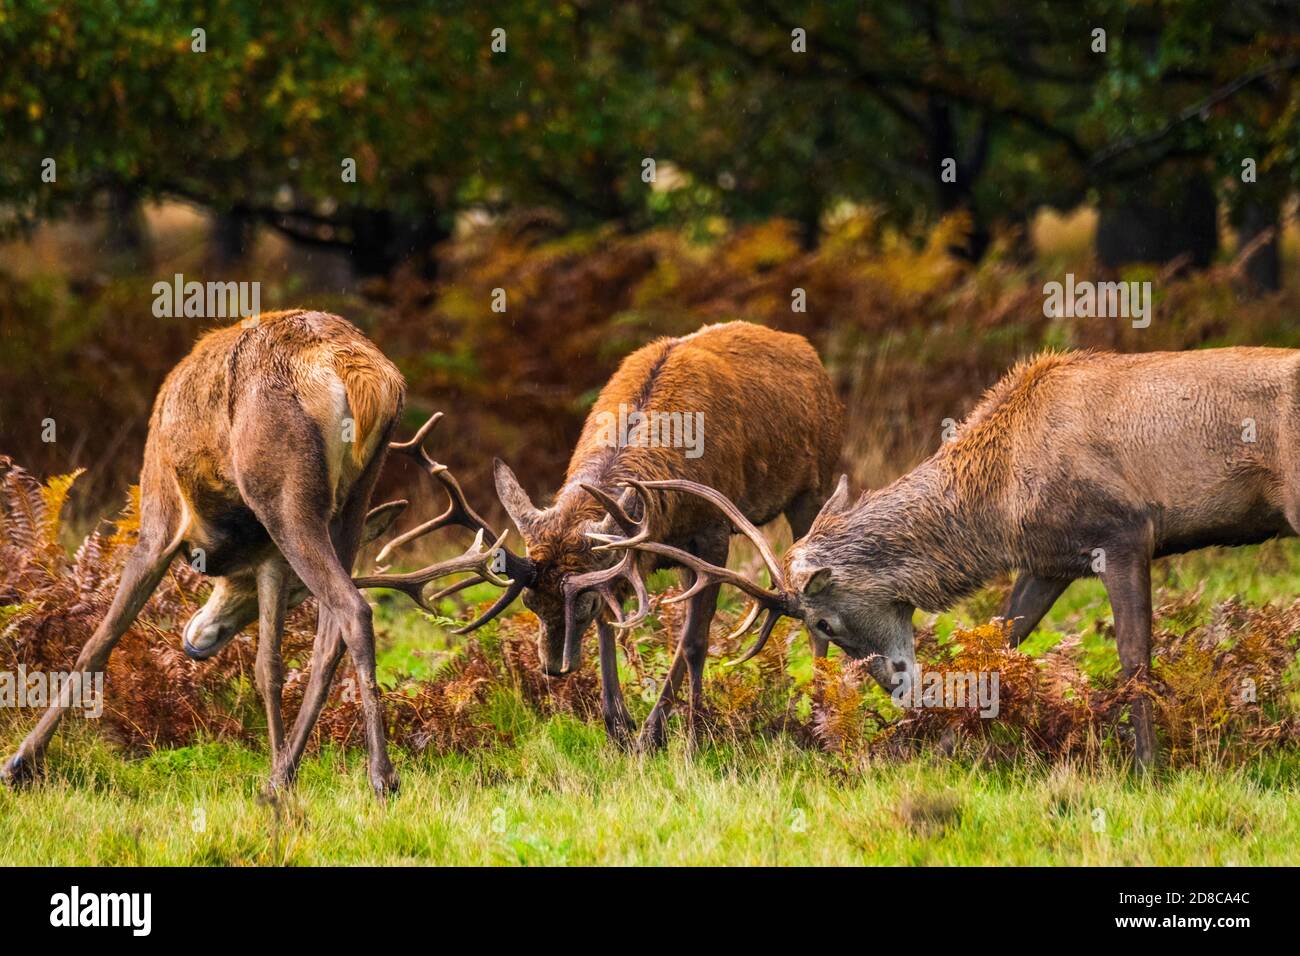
[235,401,397,800]
[269,473,375,793]
[1098,529,1158,771]
[273,617,345,793]
[2,479,181,786]
[1001,574,1072,647]
[271,531,394,798]
[596,619,635,749]
[255,558,290,764]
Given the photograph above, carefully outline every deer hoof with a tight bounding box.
[371,769,400,801]
[1,753,33,788]
[634,718,668,755]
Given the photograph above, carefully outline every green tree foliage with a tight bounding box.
[0,1,1296,268]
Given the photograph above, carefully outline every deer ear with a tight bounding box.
[801,567,833,597]
[816,474,852,521]
[361,500,408,545]
[494,458,541,531]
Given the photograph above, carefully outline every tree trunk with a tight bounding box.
[210,208,255,267]
[1095,169,1218,270]
[102,185,150,259]
[349,209,450,278]
[1233,198,1280,293]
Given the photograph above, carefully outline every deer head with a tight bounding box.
[360,418,657,676]
[493,462,651,676]
[592,475,919,695]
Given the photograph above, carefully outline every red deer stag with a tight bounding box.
[0,310,508,798]
[596,348,1300,769]
[378,321,844,751]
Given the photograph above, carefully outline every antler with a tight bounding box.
[541,482,658,671]
[356,413,535,630]
[589,478,795,665]
[374,412,498,565]
[354,528,512,612]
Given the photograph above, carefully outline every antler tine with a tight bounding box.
[633,479,787,590]
[354,528,513,611]
[579,482,640,535]
[365,413,537,632]
[389,411,443,453]
[454,578,528,634]
[563,549,651,632]
[727,607,784,665]
[615,539,785,607]
[375,420,499,565]
[579,478,796,663]
[427,573,484,603]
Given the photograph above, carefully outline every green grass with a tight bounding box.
[2,725,1297,865]
[2,541,1299,866]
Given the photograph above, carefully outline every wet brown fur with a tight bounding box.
[808,347,1300,607]
[156,309,404,563]
[3,310,407,795]
[517,321,843,620]
[502,320,844,748]
[798,346,1300,766]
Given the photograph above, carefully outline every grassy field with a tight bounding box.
[2,543,1299,866]
[2,728,1298,865]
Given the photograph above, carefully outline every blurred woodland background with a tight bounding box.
[1,0,1298,531]
[3,3,1300,797]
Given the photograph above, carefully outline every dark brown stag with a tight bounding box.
[376,321,844,750]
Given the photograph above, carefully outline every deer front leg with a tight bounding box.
[1097,534,1157,771]
[255,559,290,765]
[597,619,635,749]
[1002,573,1072,647]
[637,533,727,754]
[638,648,686,753]
[680,578,722,751]
[2,533,178,786]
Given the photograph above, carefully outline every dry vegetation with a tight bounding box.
[4,456,1297,770]
[6,208,1299,528]
[3,210,1300,780]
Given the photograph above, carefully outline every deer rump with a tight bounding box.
[2,310,411,798]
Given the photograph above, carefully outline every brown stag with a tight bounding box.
[595,348,1300,769]
[0,310,511,798]
[380,321,844,751]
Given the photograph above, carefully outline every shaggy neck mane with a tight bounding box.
[821,462,1011,611]
[816,354,1085,610]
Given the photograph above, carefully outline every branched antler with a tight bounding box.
[590,478,796,664]
[355,413,536,628]
[354,528,512,612]
[374,412,499,566]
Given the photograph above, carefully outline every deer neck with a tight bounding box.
[853,459,1016,612]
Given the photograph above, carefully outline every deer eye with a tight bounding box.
[816,619,834,637]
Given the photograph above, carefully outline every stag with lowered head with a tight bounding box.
[391,321,844,751]
[598,348,1300,769]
